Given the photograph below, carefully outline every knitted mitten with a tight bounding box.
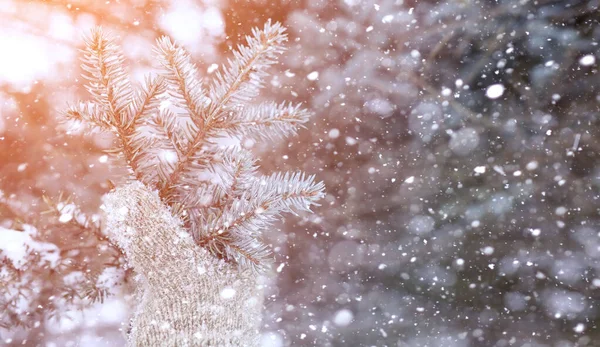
[102,181,264,347]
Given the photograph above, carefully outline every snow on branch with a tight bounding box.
[195,172,324,272]
[130,74,167,129]
[80,27,133,126]
[63,22,324,271]
[224,102,312,141]
[154,36,207,124]
[158,20,289,202]
[209,20,287,115]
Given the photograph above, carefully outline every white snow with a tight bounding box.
[364,98,394,116]
[207,63,219,74]
[260,332,284,347]
[530,228,541,237]
[579,54,595,66]
[485,84,505,99]
[526,161,538,171]
[333,309,354,327]
[159,149,178,163]
[407,215,435,236]
[0,226,59,269]
[449,128,480,156]
[220,287,236,299]
[381,14,394,23]
[59,212,74,223]
[482,246,495,255]
[328,128,340,139]
[493,165,506,176]
[307,71,319,81]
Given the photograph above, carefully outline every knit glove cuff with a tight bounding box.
[102,181,264,346]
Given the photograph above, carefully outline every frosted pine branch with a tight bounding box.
[159,20,288,201]
[197,197,280,272]
[81,27,133,125]
[209,20,287,115]
[255,172,325,214]
[150,109,186,156]
[224,102,311,140]
[216,148,258,201]
[130,75,166,129]
[196,172,324,271]
[64,22,324,271]
[154,36,207,124]
[65,102,112,130]
[66,29,164,184]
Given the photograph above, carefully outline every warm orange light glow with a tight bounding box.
[0,0,224,90]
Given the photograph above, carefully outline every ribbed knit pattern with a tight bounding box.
[102,182,264,347]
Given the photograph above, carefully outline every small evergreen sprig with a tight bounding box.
[0,193,124,330]
[64,21,324,272]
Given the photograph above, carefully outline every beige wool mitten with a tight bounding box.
[102,181,264,347]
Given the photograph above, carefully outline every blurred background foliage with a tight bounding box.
[1,0,599,346]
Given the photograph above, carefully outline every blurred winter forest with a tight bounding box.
[1,0,600,346]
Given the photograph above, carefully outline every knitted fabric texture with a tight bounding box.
[102,182,264,347]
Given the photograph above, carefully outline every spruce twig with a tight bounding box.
[63,21,324,271]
